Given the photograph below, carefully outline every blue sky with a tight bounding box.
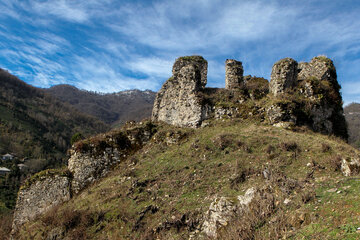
[0,0,360,104]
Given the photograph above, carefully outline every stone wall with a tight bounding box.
[225,59,244,90]
[11,171,71,233]
[152,56,211,128]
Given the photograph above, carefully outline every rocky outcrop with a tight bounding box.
[11,170,71,233]
[200,187,275,238]
[266,103,297,128]
[152,56,211,128]
[202,196,237,238]
[269,58,298,96]
[225,59,244,90]
[69,122,156,193]
[341,156,360,176]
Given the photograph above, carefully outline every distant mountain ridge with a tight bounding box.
[0,69,109,213]
[0,69,108,160]
[344,103,360,148]
[45,84,156,127]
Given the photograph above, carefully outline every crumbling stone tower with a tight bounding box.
[269,58,298,96]
[268,56,347,139]
[225,59,244,90]
[152,56,211,128]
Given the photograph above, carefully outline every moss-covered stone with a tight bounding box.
[177,55,207,63]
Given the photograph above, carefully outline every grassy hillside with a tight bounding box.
[14,118,360,240]
[45,84,155,127]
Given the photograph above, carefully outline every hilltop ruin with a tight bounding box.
[152,55,348,139]
[11,54,349,236]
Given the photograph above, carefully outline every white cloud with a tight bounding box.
[71,56,161,92]
[31,0,89,23]
[125,56,173,78]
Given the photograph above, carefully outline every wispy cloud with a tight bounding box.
[31,0,89,23]
[0,0,359,104]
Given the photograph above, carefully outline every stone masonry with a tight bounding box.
[11,173,71,233]
[68,123,155,194]
[267,56,347,138]
[152,56,211,127]
[269,58,298,96]
[172,55,208,88]
[225,59,244,90]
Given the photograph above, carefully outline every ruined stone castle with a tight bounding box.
[152,55,348,139]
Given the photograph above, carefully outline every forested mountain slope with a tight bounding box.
[344,103,360,148]
[45,84,155,127]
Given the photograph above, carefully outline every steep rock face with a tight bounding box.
[266,103,297,127]
[270,58,298,96]
[68,148,121,194]
[68,123,156,193]
[225,59,244,90]
[152,56,211,128]
[11,171,71,232]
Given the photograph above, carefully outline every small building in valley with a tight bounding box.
[0,167,11,175]
[2,154,14,161]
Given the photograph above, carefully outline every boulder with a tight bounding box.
[202,197,237,238]
[201,187,274,238]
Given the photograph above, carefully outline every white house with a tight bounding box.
[2,154,14,161]
[0,167,11,175]
[17,164,28,171]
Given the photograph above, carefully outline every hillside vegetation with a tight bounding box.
[45,85,155,127]
[15,118,360,240]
